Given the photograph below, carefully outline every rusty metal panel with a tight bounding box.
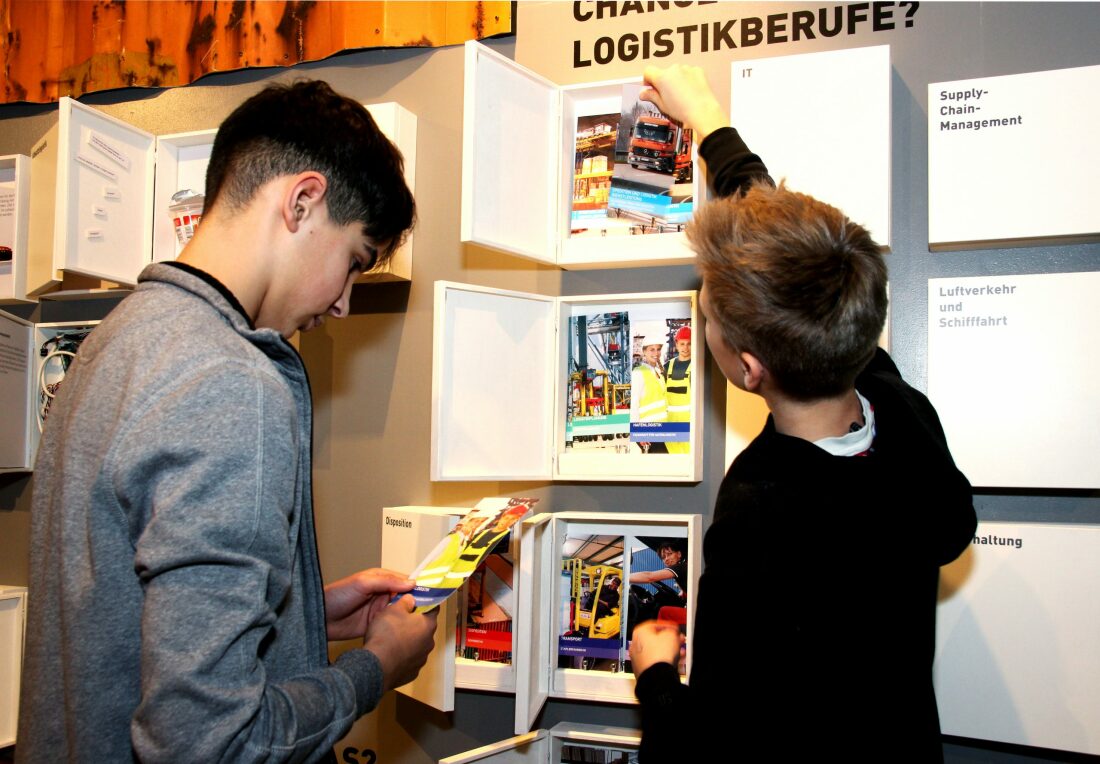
[1,0,513,104]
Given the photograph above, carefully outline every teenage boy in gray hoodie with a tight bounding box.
[19,80,437,763]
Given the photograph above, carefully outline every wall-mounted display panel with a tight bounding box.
[440,722,639,764]
[28,97,155,294]
[461,41,699,269]
[0,586,27,749]
[0,155,32,304]
[515,512,700,733]
[927,272,1100,489]
[0,312,98,472]
[432,281,702,483]
[730,45,892,249]
[928,64,1100,250]
[935,522,1100,755]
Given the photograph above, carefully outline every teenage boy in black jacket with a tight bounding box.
[629,66,976,762]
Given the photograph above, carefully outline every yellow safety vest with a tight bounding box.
[635,363,668,422]
[665,357,691,454]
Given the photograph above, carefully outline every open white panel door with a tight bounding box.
[431,282,556,481]
[0,587,27,748]
[440,730,548,764]
[0,312,33,471]
[461,41,558,264]
[0,155,32,303]
[54,98,155,285]
[379,506,459,712]
[514,513,554,734]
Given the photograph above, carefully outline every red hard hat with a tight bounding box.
[674,326,691,342]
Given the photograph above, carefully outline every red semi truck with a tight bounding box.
[627,115,693,182]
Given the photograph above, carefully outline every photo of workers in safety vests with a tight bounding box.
[630,318,692,454]
[565,300,692,457]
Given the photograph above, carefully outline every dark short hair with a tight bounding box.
[690,182,887,400]
[204,79,415,265]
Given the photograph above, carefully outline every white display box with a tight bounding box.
[0,155,32,304]
[28,97,156,294]
[935,522,1100,755]
[0,312,98,472]
[440,722,639,764]
[379,504,522,713]
[28,99,417,296]
[514,511,700,733]
[358,102,417,283]
[0,586,27,748]
[432,281,702,483]
[461,41,699,269]
[151,129,217,263]
[928,64,1100,250]
[730,45,892,249]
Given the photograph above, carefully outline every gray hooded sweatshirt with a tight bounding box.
[18,263,382,763]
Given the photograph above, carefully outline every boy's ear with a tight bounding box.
[739,351,766,393]
[282,172,328,233]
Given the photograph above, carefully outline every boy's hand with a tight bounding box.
[641,65,729,141]
[324,568,414,641]
[629,619,685,676]
[363,594,439,692]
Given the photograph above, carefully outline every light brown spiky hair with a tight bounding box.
[690,182,887,400]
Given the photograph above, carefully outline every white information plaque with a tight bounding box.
[731,45,892,248]
[927,272,1100,489]
[936,522,1100,755]
[928,64,1100,249]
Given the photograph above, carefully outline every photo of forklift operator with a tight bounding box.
[594,575,622,622]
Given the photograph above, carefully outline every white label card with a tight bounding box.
[0,188,14,248]
[87,130,132,172]
[75,153,118,183]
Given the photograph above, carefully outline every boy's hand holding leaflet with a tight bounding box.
[395,497,538,613]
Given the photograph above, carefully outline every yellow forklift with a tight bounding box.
[562,558,622,642]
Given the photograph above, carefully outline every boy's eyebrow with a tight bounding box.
[363,241,379,271]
